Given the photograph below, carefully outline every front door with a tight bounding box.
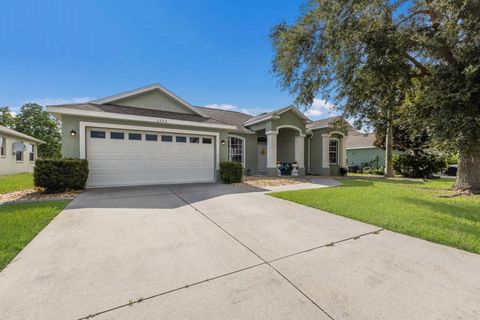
[257,142,267,174]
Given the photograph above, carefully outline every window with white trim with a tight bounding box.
[228,137,243,164]
[0,136,5,157]
[16,150,23,161]
[29,144,35,161]
[329,140,338,164]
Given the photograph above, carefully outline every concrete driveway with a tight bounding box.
[1,182,479,320]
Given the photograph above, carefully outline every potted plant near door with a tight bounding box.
[291,161,299,177]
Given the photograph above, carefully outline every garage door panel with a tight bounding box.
[86,128,215,187]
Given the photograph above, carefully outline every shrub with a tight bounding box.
[445,153,458,165]
[393,153,446,178]
[34,159,89,193]
[219,161,243,184]
[339,167,348,176]
[363,167,385,175]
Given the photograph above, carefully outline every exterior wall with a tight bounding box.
[61,115,228,159]
[347,147,385,168]
[308,131,325,175]
[270,110,306,134]
[307,127,348,176]
[276,128,296,163]
[226,132,258,175]
[0,134,37,175]
[113,90,195,114]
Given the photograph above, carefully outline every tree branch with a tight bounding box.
[397,10,430,25]
[405,53,431,76]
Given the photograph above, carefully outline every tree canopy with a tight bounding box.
[271,0,480,192]
[14,103,62,159]
[0,107,16,128]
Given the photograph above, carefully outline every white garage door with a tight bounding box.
[86,127,215,187]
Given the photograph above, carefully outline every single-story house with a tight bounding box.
[0,125,44,176]
[346,131,385,168]
[47,84,349,188]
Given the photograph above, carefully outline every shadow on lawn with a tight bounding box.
[397,195,480,225]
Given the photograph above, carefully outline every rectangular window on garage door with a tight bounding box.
[90,131,106,138]
[176,136,187,143]
[128,133,142,140]
[145,134,158,141]
[110,132,124,139]
[161,135,173,142]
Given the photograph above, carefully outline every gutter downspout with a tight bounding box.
[307,131,314,175]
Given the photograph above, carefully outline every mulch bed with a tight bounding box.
[236,176,310,188]
[0,189,81,204]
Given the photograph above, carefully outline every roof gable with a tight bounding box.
[91,84,207,117]
[242,106,310,126]
[0,125,44,144]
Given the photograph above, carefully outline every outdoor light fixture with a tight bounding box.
[70,130,77,137]
[221,139,226,145]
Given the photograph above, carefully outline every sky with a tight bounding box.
[0,0,338,119]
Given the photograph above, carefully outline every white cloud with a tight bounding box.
[26,97,95,106]
[204,104,239,111]
[303,98,336,117]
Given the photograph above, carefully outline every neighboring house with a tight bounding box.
[47,83,349,188]
[0,125,44,176]
[346,131,385,168]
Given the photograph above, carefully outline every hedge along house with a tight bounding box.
[47,84,349,188]
[0,125,44,176]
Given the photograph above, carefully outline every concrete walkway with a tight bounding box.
[0,182,479,319]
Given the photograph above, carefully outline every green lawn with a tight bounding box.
[0,201,69,270]
[271,178,480,254]
[0,173,34,193]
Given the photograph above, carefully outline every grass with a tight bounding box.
[0,173,34,193]
[271,178,480,254]
[0,200,69,270]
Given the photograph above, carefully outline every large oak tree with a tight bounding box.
[271,0,480,193]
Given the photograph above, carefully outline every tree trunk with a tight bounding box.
[384,117,394,177]
[455,147,480,194]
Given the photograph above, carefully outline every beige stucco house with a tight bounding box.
[47,83,349,188]
[0,125,44,176]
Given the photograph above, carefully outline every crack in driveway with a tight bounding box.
[77,187,383,320]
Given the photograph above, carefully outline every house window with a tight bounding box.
[29,144,35,161]
[0,136,5,157]
[329,140,338,164]
[189,137,200,143]
[90,131,106,138]
[16,150,23,161]
[146,134,158,141]
[228,137,244,164]
[176,136,187,143]
[110,132,124,140]
[202,138,212,144]
[128,133,142,140]
[161,135,173,142]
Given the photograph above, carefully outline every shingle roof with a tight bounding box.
[51,103,223,125]
[242,106,310,126]
[346,132,377,149]
[194,106,254,133]
[307,116,353,130]
[0,125,44,144]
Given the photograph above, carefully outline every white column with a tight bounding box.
[341,136,347,167]
[295,135,305,168]
[322,134,330,168]
[266,131,277,168]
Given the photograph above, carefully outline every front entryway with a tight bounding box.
[257,142,267,174]
[86,127,215,187]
